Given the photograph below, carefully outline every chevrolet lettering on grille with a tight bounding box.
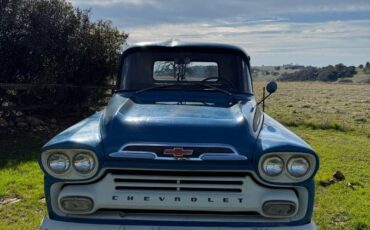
[112,195,245,204]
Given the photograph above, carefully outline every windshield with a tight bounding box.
[153,61,218,82]
[119,50,252,93]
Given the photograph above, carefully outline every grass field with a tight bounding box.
[0,81,369,229]
[254,66,370,84]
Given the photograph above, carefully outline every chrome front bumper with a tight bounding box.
[40,217,317,230]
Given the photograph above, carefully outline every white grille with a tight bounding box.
[58,170,299,216]
[112,173,244,193]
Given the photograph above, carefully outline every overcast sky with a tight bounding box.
[70,0,370,66]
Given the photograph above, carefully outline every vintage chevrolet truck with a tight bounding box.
[39,41,319,229]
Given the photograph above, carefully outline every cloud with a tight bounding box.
[70,0,370,25]
[71,0,159,7]
[71,0,370,14]
[68,0,370,65]
[127,19,370,66]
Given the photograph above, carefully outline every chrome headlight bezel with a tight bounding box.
[41,149,98,180]
[261,156,284,177]
[46,152,71,175]
[47,152,70,174]
[287,157,311,177]
[73,152,96,174]
[258,152,316,183]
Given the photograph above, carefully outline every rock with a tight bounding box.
[15,111,23,117]
[26,116,46,127]
[347,182,355,190]
[16,122,28,128]
[0,118,8,127]
[1,102,15,107]
[319,180,332,187]
[333,171,345,181]
[319,178,339,187]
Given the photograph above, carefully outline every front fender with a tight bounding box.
[253,114,319,185]
[39,111,105,177]
[257,114,315,154]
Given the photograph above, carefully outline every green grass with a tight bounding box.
[294,128,370,229]
[0,132,47,230]
[0,81,370,229]
[0,162,45,229]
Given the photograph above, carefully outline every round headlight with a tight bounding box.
[287,157,310,177]
[47,153,70,174]
[262,156,284,176]
[73,153,95,173]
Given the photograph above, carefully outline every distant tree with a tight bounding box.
[274,66,281,71]
[0,0,128,110]
[291,65,305,70]
[365,62,370,74]
[317,66,337,81]
[279,67,318,81]
[334,64,356,78]
[359,64,364,69]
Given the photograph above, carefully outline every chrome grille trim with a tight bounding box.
[109,142,248,161]
[112,173,245,193]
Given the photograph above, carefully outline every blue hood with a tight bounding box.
[101,92,260,159]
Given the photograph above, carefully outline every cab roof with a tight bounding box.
[122,40,250,60]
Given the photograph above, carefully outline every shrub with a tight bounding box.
[0,0,128,112]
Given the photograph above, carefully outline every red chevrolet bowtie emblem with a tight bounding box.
[163,147,193,158]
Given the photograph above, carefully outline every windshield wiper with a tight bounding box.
[192,82,233,96]
[133,83,185,94]
[133,82,234,97]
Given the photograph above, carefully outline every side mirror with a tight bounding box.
[266,80,277,94]
[257,80,278,111]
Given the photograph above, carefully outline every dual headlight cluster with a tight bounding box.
[42,150,98,179]
[259,153,316,183]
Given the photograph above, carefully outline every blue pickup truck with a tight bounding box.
[39,41,319,229]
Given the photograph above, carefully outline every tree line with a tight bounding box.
[279,64,357,82]
[0,0,128,113]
